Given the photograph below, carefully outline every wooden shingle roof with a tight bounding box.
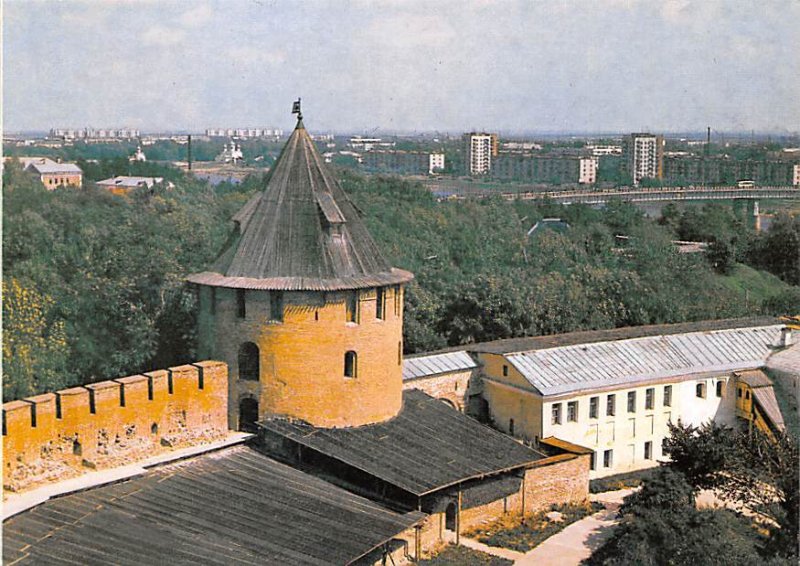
[189,118,413,291]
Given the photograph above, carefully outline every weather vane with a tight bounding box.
[292,98,302,121]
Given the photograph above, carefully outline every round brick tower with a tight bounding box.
[188,112,413,430]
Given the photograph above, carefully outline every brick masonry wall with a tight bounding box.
[197,285,405,429]
[2,361,228,493]
[402,369,479,411]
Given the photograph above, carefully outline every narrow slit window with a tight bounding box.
[347,292,359,323]
[270,292,283,322]
[56,394,63,419]
[376,288,385,320]
[236,289,246,319]
[344,351,357,378]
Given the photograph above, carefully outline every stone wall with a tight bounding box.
[402,369,479,412]
[2,361,228,493]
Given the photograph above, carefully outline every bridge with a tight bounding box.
[432,184,800,204]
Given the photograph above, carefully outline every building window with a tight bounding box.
[590,452,597,471]
[270,292,283,322]
[603,449,613,468]
[344,351,357,378]
[645,388,654,410]
[567,401,578,422]
[552,403,562,425]
[394,285,401,316]
[509,418,515,436]
[238,342,260,381]
[589,396,599,419]
[664,385,672,407]
[627,391,636,413]
[607,394,616,416]
[716,380,723,398]
[236,289,246,319]
[347,292,359,323]
[696,382,706,398]
[745,390,750,400]
[738,387,742,398]
[644,441,653,460]
[502,365,509,377]
[376,287,385,320]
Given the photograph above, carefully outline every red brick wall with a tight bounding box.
[2,361,228,493]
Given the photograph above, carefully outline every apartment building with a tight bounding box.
[463,132,498,175]
[491,154,597,185]
[362,150,445,175]
[623,133,664,185]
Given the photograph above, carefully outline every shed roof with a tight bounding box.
[2,446,424,566]
[96,176,163,188]
[188,117,413,291]
[752,386,785,432]
[259,389,547,497]
[503,324,782,397]
[403,351,478,381]
[24,159,82,175]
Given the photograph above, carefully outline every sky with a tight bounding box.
[4,0,800,134]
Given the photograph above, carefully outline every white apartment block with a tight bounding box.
[463,133,497,175]
[478,322,789,478]
[586,144,622,156]
[429,153,445,174]
[793,164,800,186]
[206,128,283,139]
[624,133,663,186]
[579,157,598,184]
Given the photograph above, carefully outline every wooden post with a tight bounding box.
[521,472,526,523]
[415,526,421,562]
[456,487,462,545]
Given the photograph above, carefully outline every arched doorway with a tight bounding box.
[439,398,458,411]
[445,502,457,531]
[239,397,259,432]
[238,342,260,381]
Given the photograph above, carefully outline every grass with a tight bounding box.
[464,501,604,553]
[718,264,790,304]
[417,544,513,566]
[589,467,659,493]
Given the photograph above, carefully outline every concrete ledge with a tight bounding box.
[2,432,254,520]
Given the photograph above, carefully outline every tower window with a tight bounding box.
[270,292,283,322]
[394,285,401,316]
[236,289,246,319]
[502,365,509,377]
[376,288,385,320]
[347,292,359,323]
[238,342,260,381]
[344,351,357,378]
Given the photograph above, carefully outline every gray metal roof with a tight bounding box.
[2,446,424,565]
[403,351,478,381]
[766,341,800,378]
[505,325,783,397]
[96,175,163,188]
[24,159,82,174]
[188,117,413,291]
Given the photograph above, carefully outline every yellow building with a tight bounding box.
[476,320,789,478]
[188,113,414,430]
[19,157,83,188]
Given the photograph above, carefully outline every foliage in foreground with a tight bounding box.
[587,423,799,565]
[466,502,603,553]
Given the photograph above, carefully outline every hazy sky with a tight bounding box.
[4,0,800,134]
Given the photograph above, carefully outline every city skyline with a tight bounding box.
[4,0,800,134]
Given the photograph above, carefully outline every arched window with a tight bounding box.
[238,342,260,381]
[239,397,259,432]
[344,351,357,378]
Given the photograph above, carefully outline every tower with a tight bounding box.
[188,108,414,430]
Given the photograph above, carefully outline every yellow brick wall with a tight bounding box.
[2,361,228,493]
[198,285,405,428]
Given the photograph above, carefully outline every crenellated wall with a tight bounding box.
[2,361,228,493]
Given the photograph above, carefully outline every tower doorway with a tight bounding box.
[239,397,259,432]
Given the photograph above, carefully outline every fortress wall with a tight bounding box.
[2,361,228,493]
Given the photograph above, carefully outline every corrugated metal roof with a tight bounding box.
[259,389,547,497]
[96,176,163,188]
[403,351,478,381]
[189,118,413,291]
[25,160,82,174]
[505,325,783,396]
[753,387,785,431]
[767,341,800,377]
[2,446,424,566]
[737,369,773,388]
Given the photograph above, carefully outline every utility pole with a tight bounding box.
[187,134,193,171]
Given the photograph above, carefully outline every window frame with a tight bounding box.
[589,396,599,419]
[551,403,562,425]
[606,394,616,417]
[344,350,358,378]
[627,391,636,413]
[663,385,672,407]
[645,388,654,410]
[567,401,578,422]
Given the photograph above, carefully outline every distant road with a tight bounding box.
[422,180,800,204]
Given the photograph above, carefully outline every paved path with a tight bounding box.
[459,490,634,566]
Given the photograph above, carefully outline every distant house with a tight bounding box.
[96,175,165,196]
[17,157,83,189]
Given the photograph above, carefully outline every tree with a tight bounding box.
[662,420,738,490]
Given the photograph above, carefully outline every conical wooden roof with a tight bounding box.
[188,118,413,291]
